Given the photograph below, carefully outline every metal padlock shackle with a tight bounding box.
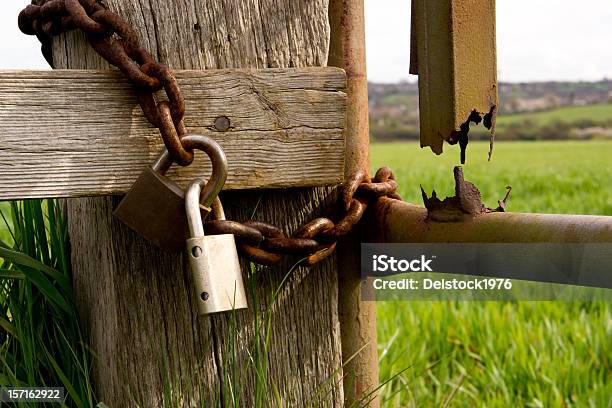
[153,134,228,211]
[186,179,216,238]
[184,157,248,315]
[186,193,227,240]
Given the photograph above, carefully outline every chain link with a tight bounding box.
[19,0,403,266]
[18,0,193,166]
[204,168,401,266]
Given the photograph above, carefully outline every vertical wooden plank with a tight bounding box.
[413,0,498,157]
[55,0,343,406]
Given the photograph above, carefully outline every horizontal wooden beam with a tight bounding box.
[0,68,346,200]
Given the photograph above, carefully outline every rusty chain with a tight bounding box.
[18,0,194,166]
[204,167,401,266]
[18,0,403,266]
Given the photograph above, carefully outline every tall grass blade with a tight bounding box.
[0,199,97,407]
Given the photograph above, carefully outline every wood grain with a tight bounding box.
[0,68,346,200]
[55,0,344,406]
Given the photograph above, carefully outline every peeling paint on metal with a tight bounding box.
[411,0,498,162]
[421,166,511,221]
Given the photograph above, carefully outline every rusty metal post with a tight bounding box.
[328,1,380,406]
[412,0,498,162]
[370,199,612,243]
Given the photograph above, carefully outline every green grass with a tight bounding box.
[372,140,612,407]
[371,140,612,215]
[496,103,612,128]
[0,200,98,407]
[0,203,12,243]
[381,94,418,108]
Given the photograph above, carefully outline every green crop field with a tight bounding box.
[371,140,612,407]
[371,140,612,215]
[496,103,612,128]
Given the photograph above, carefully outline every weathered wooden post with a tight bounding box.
[48,1,344,405]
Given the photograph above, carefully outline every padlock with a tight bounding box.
[185,181,248,315]
[114,134,227,252]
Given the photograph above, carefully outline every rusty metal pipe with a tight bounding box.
[369,199,612,243]
[329,0,380,406]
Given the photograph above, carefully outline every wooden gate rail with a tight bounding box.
[0,68,346,200]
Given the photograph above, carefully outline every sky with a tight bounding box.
[365,0,612,83]
[1,1,612,83]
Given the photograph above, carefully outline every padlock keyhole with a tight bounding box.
[191,246,203,258]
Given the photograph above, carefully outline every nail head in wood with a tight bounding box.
[214,116,231,131]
